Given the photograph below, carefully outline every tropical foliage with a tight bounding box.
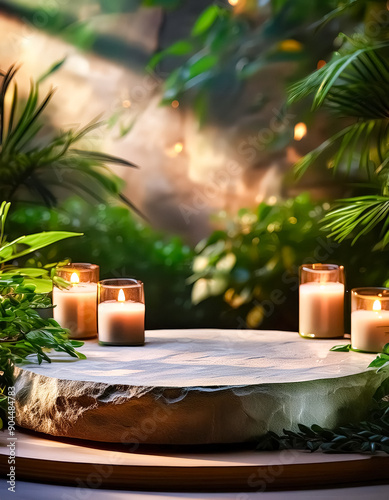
[190,193,389,329]
[149,0,341,124]
[287,2,389,247]
[149,1,389,249]
[0,201,86,427]
[0,64,138,209]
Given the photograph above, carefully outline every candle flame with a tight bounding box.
[294,122,307,141]
[118,289,125,302]
[70,272,79,284]
[373,300,381,312]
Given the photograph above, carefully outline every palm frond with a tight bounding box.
[0,64,141,213]
[323,196,389,246]
[289,37,389,178]
[310,0,362,32]
[288,37,389,111]
[0,64,19,145]
[69,149,139,168]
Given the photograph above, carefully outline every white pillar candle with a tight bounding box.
[299,282,345,338]
[352,300,389,352]
[53,273,97,339]
[98,289,145,345]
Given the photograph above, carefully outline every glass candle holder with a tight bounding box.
[299,263,345,338]
[98,278,145,346]
[53,263,99,339]
[351,287,389,352]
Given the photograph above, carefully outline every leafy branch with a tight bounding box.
[0,201,85,426]
[257,404,389,454]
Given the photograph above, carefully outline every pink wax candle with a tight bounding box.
[98,279,145,346]
[299,264,345,338]
[299,282,345,338]
[351,288,389,352]
[53,264,99,339]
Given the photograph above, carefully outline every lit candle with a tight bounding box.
[351,288,389,352]
[98,279,145,346]
[53,263,99,339]
[299,264,345,338]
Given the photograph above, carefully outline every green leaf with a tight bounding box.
[191,276,228,305]
[191,6,221,37]
[0,231,83,263]
[148,40,194,69]
[330,344,351,352]
[38,58,66,83]
[369,357,389,368]
[69,149,139,168]
[0,201,11,247]
[188,54,217,79]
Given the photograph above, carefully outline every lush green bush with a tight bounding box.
[9,198,216,329]
[9,195,389,331]
[190,193,389,331]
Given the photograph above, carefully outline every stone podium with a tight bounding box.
[13,329,384,444]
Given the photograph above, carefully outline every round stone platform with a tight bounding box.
[13,329,384,445]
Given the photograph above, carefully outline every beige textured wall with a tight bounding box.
[0,10,295,242]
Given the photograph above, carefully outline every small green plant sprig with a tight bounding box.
[256,404,389,455]
[257,344,389,455]
[0,275,85,365]
[331,342,389,369]
[0,201,85,427]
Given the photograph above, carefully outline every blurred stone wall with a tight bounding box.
[0,4,338,243]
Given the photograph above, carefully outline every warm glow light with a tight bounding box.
[279,39,303,52]
[70,272,80,284]
[171,100,180,109]
[268,196,278,206]
[373,300,381,312]
[165,142,184,158]
[294,122,307,141]
[174,142,183,153]
[228,0,239,5]
[118,289,126,302]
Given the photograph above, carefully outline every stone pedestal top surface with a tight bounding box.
[17,329,375,387]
